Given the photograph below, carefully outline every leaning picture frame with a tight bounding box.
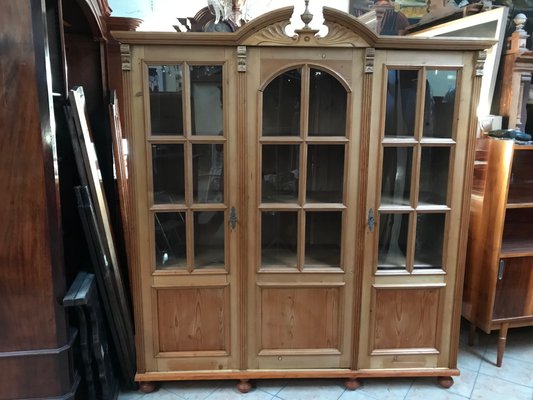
[66,86,136,388]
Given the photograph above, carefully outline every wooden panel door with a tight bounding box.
[129,46,240,372]
[493,257,533,320]
[359,50,475,370]
[245,47,364,369]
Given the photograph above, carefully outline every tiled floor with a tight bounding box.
[119,323,533,400]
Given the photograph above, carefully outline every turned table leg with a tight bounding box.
[237,379,252,393]
[497,322,509,367]
[345,378,361,390]
[437,376,454,389]
[139,381,157,393]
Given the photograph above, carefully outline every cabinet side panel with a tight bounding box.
[0,0,66,352]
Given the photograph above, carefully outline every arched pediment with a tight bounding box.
[237,6,376,48]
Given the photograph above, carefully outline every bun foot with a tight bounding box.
[237,379,252,393]
[139,381,157,393]
[437,376,454,389]
[345,378,361,390]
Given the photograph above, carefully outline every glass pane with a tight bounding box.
[190,66,223,135]
[148,65,183,135]
[424,69,457,138]
[262,69,301,136]
[306,145,344,203]
[309,69,346,136]
[261,211,297,268]
[152,144,185,204]
[305,212,342,267]
[193,144,224,203]
[378,213,409,270]
[154,212,186,269]
[381,147,413,206]
[385,69,419,137]
[262,145,299,203]
[419,147,450,205]
[414,213,445,269]
[194,211,225,269]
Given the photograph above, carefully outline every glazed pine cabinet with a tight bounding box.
[113,7,493,391]
[463,137,533,367]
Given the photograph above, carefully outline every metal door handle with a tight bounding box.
[229,207,237,230]
[368,208,375,232]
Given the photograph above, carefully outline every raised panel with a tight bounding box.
[260,287,340,350]
[373,288,439,351]
[157,287,227,352]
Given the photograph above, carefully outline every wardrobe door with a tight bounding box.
[245,48,364,370]
[130,46,240,372]
[359,50,474,370]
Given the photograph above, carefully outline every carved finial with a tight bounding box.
[300,0,313,30]
[510,13,529,51]
[514,13,527,33]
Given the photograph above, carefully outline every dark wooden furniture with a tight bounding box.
[463,137,533,367]
[64,271,119,400]
[0,1,78,398]
[114,5,493,392]
[0,0,139,397]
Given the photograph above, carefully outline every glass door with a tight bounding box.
[247,53,362,369]
[359,53,469,370]
[136,52,239,371]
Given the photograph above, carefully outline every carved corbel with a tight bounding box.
[120,44,131,71]
[237,45,247,72]
[365,48,375,74]
[475,50,487,77]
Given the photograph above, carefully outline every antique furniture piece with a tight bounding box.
[463,137,533,367]
[0,0,139,397]
[498,13,533,131]
[0,2,79,398]
[113,5,493,392]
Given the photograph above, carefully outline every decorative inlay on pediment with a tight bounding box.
[241,21,296,46]
[317,21,369,47]
[241,20,369,48]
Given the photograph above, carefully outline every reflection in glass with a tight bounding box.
[152,144,185,204]
[193,144,224,203]
[190,66,223,135]
[262,145,299,203]
[309,69,346,136]
[385,69,418,137]
[424,70,457,138]
[378,213,409,270]
[148,65,183,135]
[262,69,301,136]
[305,212,342,267]
[261,212,297,268]
[306,145,344,203]
[155,212,186,269]
[414,213,445,269]
[194,211,225,269]
[419,147,450,205]
[381,147,413,206]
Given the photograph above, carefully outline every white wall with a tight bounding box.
[108,0,350,31]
